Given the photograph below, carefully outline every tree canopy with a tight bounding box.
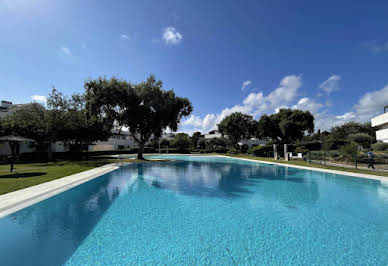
[257,108,314,143]
[171,133,191,151]
[330,122,375,141]
[217,112,258,144]
[85,75,193,159]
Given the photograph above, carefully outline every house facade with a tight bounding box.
[371,107,388,143]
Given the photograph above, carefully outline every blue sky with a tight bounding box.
[1,0,388,133]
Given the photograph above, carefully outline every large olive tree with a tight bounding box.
[85,75,192,159]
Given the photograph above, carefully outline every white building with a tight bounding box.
[88,130,137,151]
[238,138,270,149]
[204,131,228,139]
[371,106,388,143]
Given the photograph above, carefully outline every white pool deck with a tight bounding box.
[0,163,119,218]
[0,155,387,218]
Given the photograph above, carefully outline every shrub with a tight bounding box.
[248,145,272,157]
[339,143,358,163]
[347,133,373,149]
[170,133,191,151]
[227,149,240,155]
[372,142,388,151]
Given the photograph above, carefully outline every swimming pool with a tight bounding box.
[0,155,387,265]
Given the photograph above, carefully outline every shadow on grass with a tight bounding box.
[0,172,47,179]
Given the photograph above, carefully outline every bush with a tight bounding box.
[339,143,357,163]
[372,142,388,151]
[248,145,272,157]
[227,149,240,155]
[170,133,191,151]
[347,133,373,149]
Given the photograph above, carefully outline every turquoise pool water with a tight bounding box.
[0,155,388,265]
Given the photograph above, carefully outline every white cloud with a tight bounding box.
[31,95,47,103]
[180,75,302,133]
[266,75,301,108]
[314,83,388,130]
[162,26,183,45]
[352,83,388,121]
[292,97,323,114]
[120,34,130,40]
[241,80,252,91]
[181,115,203,128]
[60,46,71,56]
[362,41,388,54]
[319,75,341,94]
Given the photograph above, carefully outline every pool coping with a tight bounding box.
[0,163,120,218]
[213,155,388,182]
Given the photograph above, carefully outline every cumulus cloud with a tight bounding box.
[120,34,130,40]
[31,95,47,103]
[162,26,183,45]
[181,75,302,133]
[60,46,71,56]
[314,83,388,130]
[292,97,323,114]
[319,75,341,94]
[352,83,388,121]
[241,80,252,91]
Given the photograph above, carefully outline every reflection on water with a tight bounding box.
[0,168,139,266]
[139,159,320,205]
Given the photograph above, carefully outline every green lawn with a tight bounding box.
[225,154,388,177]
[0,158,138,195]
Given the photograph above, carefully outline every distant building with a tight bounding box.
[371,105,388,143]
[204,131,228,139]
[88,129,137,151]
[0,101,35,156]
[0,101,33,119]
[238,138,270,149]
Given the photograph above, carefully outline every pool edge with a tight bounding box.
[0,163,120,218]
[215,155,388,182]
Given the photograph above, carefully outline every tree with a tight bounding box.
[348,133,373,149]
[217,112,258,144]
[171,133,191,151]
[0,103,49,150]
[339,143,358,163]
[256,114,281,140]
[191,131,202,148]
[64,93,111,150]
[331,122,375,141]
[257,109,314,143]
[85,75,192,159]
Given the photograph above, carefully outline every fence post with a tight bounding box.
[323,151,326,166]
[309,151,311,164]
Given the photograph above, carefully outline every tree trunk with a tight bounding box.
[137,142,145,160]
[48,142,53,161]
[9,141,16,173]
